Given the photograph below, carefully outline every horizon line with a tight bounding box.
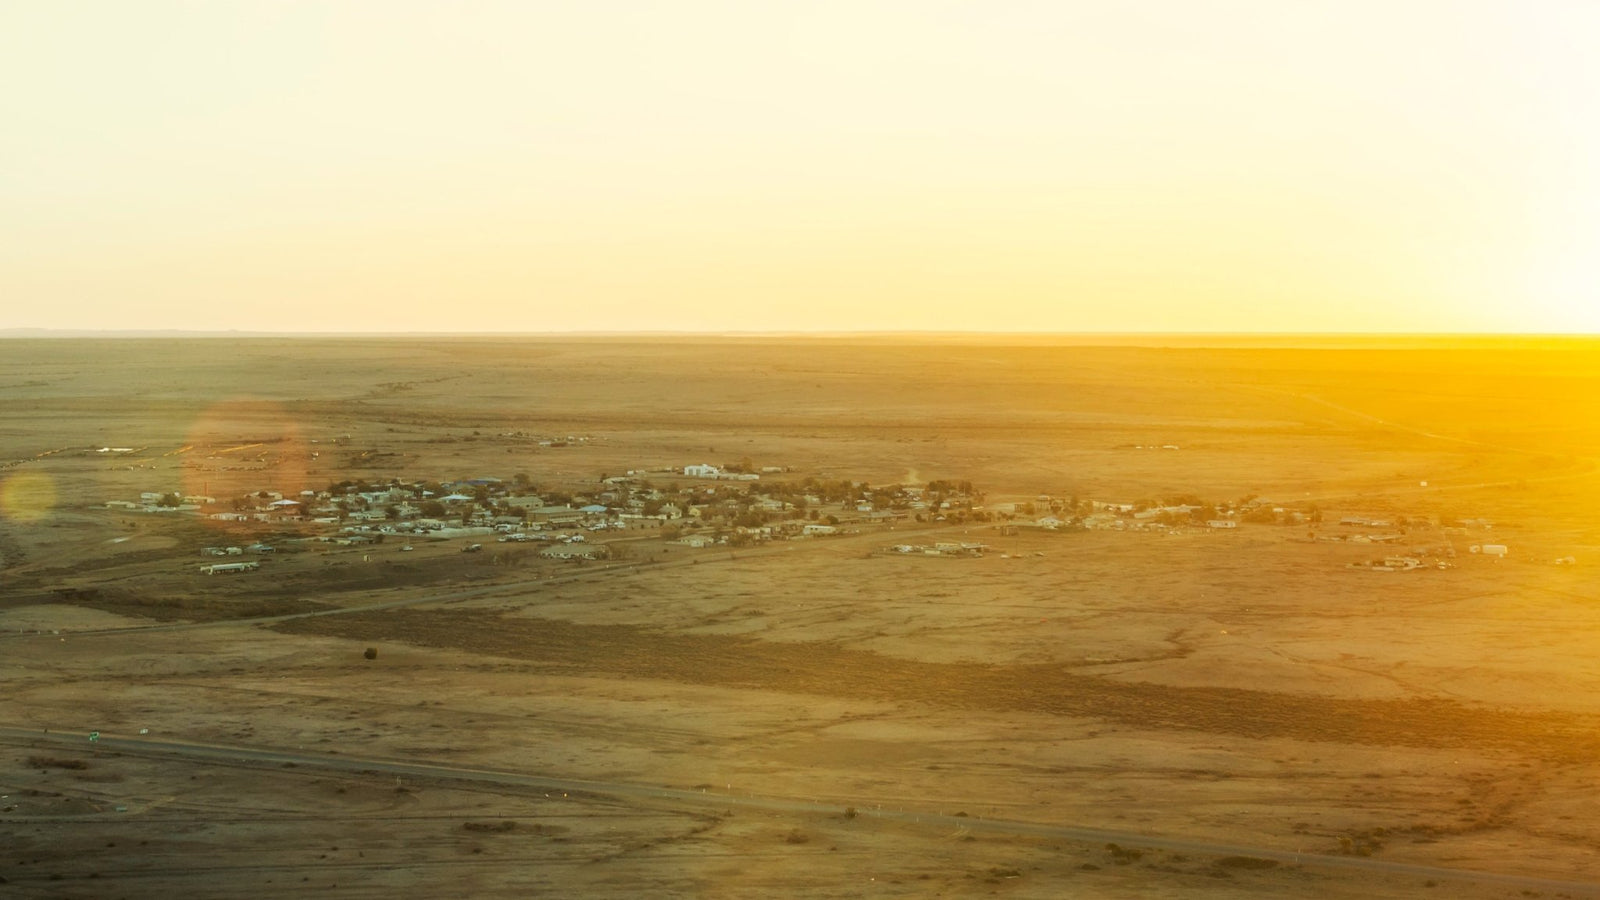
[3,327,1598,341]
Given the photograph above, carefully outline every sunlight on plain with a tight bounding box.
[182,398,313,533]
[0,471,57,523]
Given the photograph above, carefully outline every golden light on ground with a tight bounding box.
[0,471,58,523]
[181,398,313,534]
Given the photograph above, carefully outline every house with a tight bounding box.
[1206,520,1237,529]
[675,534,719,548]
[803,524,838,536]
[530,506,584,525]
[684,464,720,478]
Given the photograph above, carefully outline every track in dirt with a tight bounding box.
[272,609,1600,761]
[4,726,1597,896]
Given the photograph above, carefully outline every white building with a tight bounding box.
[684,464,720,478]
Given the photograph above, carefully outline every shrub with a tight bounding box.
[27,756,87,770]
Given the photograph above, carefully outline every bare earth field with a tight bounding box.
[3,335,1600,898]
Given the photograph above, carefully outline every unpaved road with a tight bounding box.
[2,725,1594,895]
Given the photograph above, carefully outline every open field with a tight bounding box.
[3,335,1600,897]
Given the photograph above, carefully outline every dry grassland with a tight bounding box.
[2,336,1600,898]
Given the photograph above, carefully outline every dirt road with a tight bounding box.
[3,725,1595,895]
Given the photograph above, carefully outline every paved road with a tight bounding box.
[2,725,1595,895]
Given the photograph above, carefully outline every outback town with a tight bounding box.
[1,336,1598,900]
[98,456,1526,579]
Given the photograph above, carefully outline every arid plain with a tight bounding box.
[3,336,1600,898]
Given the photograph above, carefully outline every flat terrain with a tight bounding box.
[3,335,1600,898]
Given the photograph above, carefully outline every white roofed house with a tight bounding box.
[267,498,303,520]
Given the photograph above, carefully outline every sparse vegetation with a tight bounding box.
[1215,856,1278,871]
[463,821,518,833]
[27,756,88,770]
[3,337,1596,897]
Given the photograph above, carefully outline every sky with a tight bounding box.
[2,1,1598,334]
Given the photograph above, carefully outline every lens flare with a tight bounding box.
[182,398,314,536]
[0,471,58,523]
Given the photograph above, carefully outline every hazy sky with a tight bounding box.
[3,1,1598,333]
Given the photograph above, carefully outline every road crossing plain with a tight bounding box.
[3,335,1600,897]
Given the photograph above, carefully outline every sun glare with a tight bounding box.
[2,1,1598,334]
[0,471,57,523]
